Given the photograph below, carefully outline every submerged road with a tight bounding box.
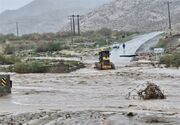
[110,32,163,64]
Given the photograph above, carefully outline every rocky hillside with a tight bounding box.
[81,0,180,32]
[0,0,110,35]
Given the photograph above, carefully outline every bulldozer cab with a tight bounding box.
[95,50,115,70]
[99,50,110,62]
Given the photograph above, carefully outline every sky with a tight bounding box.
[0,0,33,13]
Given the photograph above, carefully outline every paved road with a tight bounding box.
[110,32,163,65]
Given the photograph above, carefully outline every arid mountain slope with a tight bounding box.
[81,0,180,32]
[0,0,110,34]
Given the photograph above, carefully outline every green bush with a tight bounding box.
[0,55,20,65]
[4,45,16,54]
[21,33,41,41]
[0,34,17,43]
[155,38,168,48]
[171,53,180,68]
[13,61,48,73]
[160,54,173,67]
[10,60,85,73]
[97,28,112,38]
[35,41,62,52]
[160,53,180,68]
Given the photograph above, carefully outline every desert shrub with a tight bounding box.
[171,53,180,68]
[155,38,168,48]
[4,34,17,41]
[4,45,16,54]
[93,38,110,47]
[10,60,85,73]
[160,54,173,67]
[4,42,35,55]
[42,33,56,40]
[21,33,41,41]
[12,61,48,73]
[35,41,63,52]
[62,45,70,50]
[97,28,112,38]
[0,34,17,43]
[82,31,95,37]
[0,55,20,65]
[160,53,180,68]
[55,31,72,38]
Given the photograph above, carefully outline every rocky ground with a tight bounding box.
[81,0,180,32]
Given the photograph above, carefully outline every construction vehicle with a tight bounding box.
[94,50,115,70]
[0,75,12,96]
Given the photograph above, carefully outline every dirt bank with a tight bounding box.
[1,110,179,125]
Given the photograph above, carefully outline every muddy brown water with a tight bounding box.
[0,66,180,125]
[0,32,178,124]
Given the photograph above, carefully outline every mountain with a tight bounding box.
[0,0,111,35]
[81,0,180,32]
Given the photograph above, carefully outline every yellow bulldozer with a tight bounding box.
[94,50,115,70]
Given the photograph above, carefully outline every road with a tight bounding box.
[24,32,163,65]
[110,32,163,64]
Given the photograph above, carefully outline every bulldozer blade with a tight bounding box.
[120,54,138,57]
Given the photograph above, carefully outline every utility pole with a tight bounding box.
[72,15,76,35]
[69,17,73,35]
[167,1,172,30]
[16,22,19,37]
[68,16,74,45]
[69,15,81,36]
[166,1,172,35]
[77,15,81,36]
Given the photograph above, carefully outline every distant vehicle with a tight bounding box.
[112,42,120,49]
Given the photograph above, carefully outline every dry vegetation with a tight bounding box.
[156,34,180,68]
[5,60,85,73]
[0,29,138,57]
[127,82,166,100]
[0,29,138,73]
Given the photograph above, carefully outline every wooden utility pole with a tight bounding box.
[167,1,172,30]
[16,22,19,37]
[69,15,81,36]
[69,17,73,35]
[77,15,81,36]
[69,16,74,44]
[72,15,76,35]
[166,1,172,36]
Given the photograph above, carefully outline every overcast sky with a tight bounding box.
[0,0,33,13]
